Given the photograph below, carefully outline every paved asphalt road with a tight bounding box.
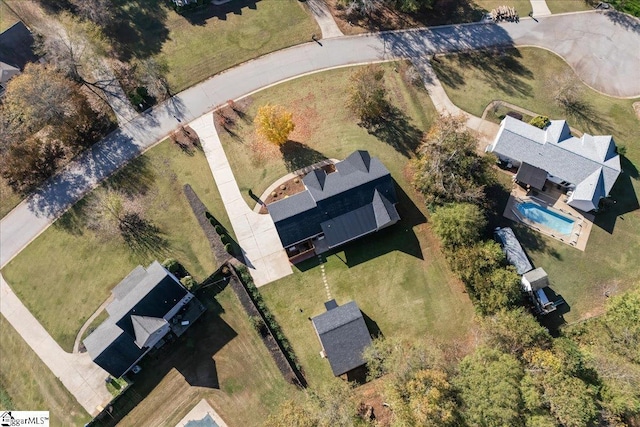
[1,11,639,268]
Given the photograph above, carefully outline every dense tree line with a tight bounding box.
[1,63,112,193]
[265,296,640,426]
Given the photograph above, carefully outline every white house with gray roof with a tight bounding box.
[487,116,621,212]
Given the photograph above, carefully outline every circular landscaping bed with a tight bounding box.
[259,163,336,213]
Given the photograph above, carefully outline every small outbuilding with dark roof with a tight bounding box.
[268,150,400,262]
[311,300,372,377]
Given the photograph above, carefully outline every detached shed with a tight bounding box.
[311,300,372,377]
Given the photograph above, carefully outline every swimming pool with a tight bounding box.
[516,202,575,235]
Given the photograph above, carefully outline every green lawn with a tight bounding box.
[99,286,298,427]
[220,63,437,207]
[2,140,231,352]
[111,0,319,92]
[432,47,640,323]
[218,62,476,387]
[0,1,19,32]
[0,315,90,425]
[0,177,21,219]
[545,0,593,13]
[472,0,533,15]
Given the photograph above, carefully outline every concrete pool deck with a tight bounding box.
[504,184,594,251]
[175,399,228,427]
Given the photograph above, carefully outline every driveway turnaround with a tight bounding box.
[0,273,112,415]
[2,11,638,269]
[188,115,293,286]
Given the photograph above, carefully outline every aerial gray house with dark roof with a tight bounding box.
[312,300,372,377]
[0,22,38,95]
[83,261,205,378]
[487,116,621,212]
[268,150,400,262]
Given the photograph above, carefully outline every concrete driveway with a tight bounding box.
[3,11,639,269]
[0,10,638,416]
[503,11,640,98]
[188,115,293,286]
[0,274,112,415]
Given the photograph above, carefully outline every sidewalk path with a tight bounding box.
[0,273,112,415]
[188,115,292,286]
[530,0,552,16]
[413,60,500,146]
[307,0,344,38]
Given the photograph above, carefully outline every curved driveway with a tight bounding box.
[3,12,639,268]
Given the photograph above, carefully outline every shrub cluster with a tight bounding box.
[207,212,235,255]
[236,266,301,371]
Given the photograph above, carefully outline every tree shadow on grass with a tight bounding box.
[180,0,262,25]
[51,154,155,237]
[560,98,615,136]
[368,106,423,158]
[280,140,328,173]
[107,155,156,197]
[346,0,482,32]
[120,213,170,259]
[593,160,640,234]
[104,0,170,61]
[430,48,532,98]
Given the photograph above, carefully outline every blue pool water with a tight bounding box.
[184,414,219,427]
[517,202,575,235]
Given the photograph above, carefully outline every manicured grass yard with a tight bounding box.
[432,47,640,323]
[0,177,21,219]
[545,0,593,13]
[473,0,533,15]
[113,0,319,92]
[0,1,19,32]
[0,315,90,425]
[2,140,232,352]
[218,63,476,387]
[97,286,298,427]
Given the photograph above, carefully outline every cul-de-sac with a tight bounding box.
[0,0,639,425]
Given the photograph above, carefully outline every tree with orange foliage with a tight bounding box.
[254,104,295,145]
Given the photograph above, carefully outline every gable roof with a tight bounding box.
[83,261,188,377]
[131,315,168,348]
[321,190,399,248]
[489,116,621,206]
[268,151,398,248]
[0,61,19,85]
[312,301,372,376]
[494,227,533,275]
